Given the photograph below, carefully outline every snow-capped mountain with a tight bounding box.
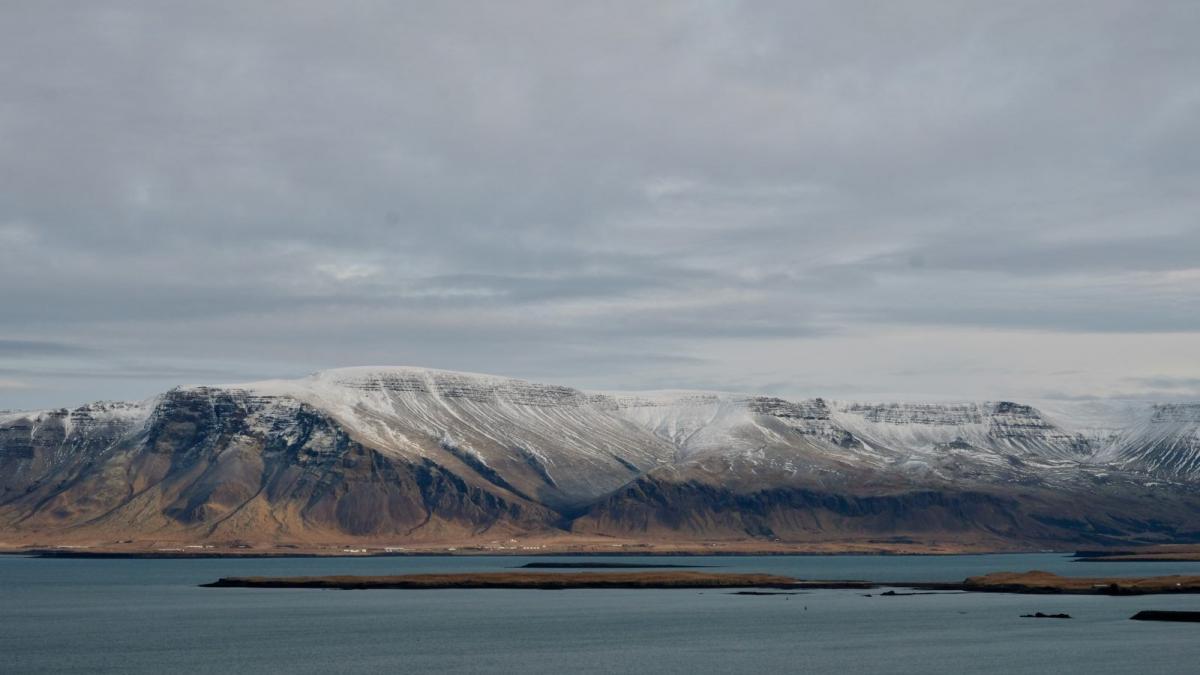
[2,366,1198,548]
[210,367,679,508]
[605,393,1099,488]
[1098,403,1200,480]
[0,400,153,501]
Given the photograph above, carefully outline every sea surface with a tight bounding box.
[3,553,1200,673]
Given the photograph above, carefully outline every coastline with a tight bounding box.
[0,544,1063,559]
[1072,546,1200,563]
[197,570,1200,595]
[0,534,1071,559]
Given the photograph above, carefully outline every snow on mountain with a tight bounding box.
[0,400,151,436]
[0,400,153,459]
[606,391,765,455]
[4,366,1200,547]
[1032,398,1149,448]
[604,391,1099,485]
[7,369,1195,490]
[0,400,154,504]
[831,401,1093,460]
[226,371,1196,487]
[1099,403,1200,479]
[606,391,869,481]
[191,367,680,508]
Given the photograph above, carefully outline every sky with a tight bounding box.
[2,1,1199,409]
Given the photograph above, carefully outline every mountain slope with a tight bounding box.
[222,367,679,508]
[1098,404,1200,480]
[2,366,1199,550]
[608,393,1100,489]
[0,386,559,543]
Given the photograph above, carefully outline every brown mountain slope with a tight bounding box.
[569,460,1200,549]
[4,369,1200,551]
[0,390,559,546]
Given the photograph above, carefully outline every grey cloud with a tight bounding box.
[0,363,261,382]
[1041,390,1200,403]
[0,340,96,356]
[1128,377,1200,391]
[857,303,1200,334]
[865,230,1200,278]
[1,1,1198,407]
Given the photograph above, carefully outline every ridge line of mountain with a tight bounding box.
[3,366,1199,550]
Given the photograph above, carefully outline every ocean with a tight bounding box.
[3,553,1200,673]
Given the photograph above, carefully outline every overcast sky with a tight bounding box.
[2,1,1198,409]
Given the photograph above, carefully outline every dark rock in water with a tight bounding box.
[730,591,802,596]
[1021,612,1072,619]
[1130,610,1200,622]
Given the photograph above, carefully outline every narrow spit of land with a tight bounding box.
[1074,546,1200,563]
[201,571,808,590]
[201,570,1200,594]
[961,571,1200,595]
[516,562,709,569]
[1130,611,1200,622]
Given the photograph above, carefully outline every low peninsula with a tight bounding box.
[201,570,1200,594]
[1074,545,1200,563]
[201,571,804,590]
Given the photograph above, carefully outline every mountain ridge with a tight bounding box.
[3,366,1199,552]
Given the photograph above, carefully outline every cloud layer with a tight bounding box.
[2,1,1198,408]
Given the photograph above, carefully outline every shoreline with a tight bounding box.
[1072,546,1200,563]
[0,547,1063,560]
[11,541,1199,561]
[201,571,810,590]
[0,538,1075,559]
[198,570,1200,595]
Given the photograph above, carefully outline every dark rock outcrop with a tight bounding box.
[0,388,558,542]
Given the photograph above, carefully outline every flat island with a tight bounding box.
[1074,546,1200,563]
[516,562,709,569]
[201,571,805,590]
[963,571,1200,595]
[202,570,1200,594]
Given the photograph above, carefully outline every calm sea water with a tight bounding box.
[3,553,1200,673]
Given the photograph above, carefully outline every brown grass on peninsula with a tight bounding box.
[1075,544,1200,562]
[202,571,803,590]
[964,570,1200,595]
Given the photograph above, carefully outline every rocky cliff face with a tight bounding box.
[0,387,557,543]
[1,367,1198,547]
[0,401,150,506]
